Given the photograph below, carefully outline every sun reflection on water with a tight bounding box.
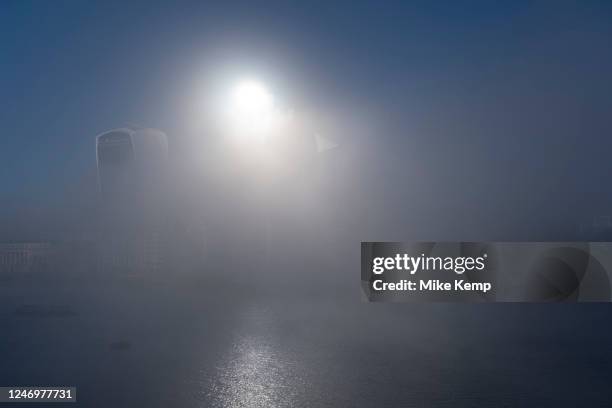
[205,308,303,408]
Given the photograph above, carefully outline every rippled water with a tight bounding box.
[1,275,612,407]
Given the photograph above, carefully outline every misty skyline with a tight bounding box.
[2,1,612,241]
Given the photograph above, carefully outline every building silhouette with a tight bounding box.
[96,127,168,195]
[95,127,170,277]
[0,243,54,274]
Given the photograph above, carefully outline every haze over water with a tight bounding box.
[2,1,612,407]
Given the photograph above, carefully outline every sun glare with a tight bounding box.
[227,80,280,140]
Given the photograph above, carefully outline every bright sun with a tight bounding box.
[227,80,279,139]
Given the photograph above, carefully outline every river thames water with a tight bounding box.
[1,271,611,407]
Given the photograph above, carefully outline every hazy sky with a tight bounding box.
[2,1,612,238]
